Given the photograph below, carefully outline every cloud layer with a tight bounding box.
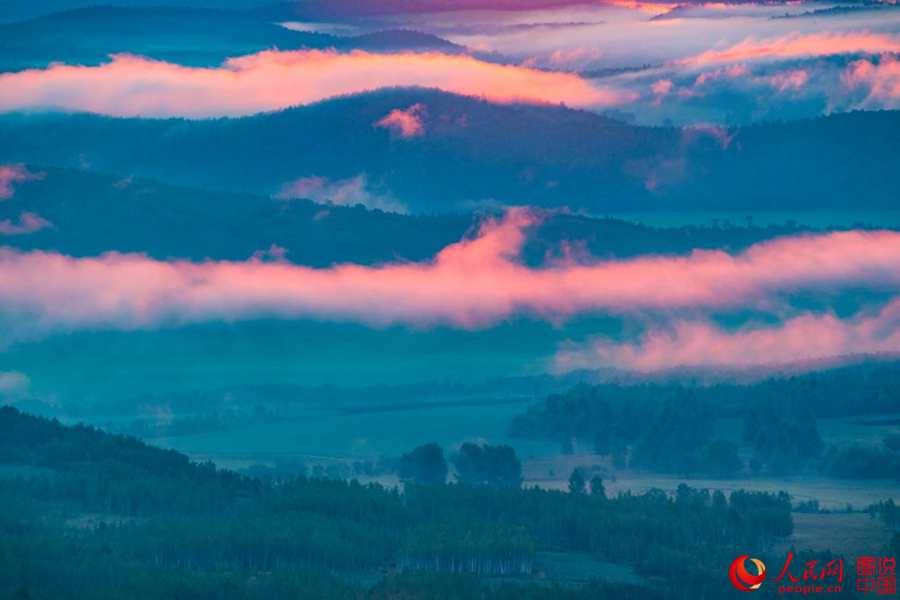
[553,300,900,373]
[842,55,900,109]
[625,32,900,122]
[0,50,629,118]
[4,210,900,342]
[679,31,900,67]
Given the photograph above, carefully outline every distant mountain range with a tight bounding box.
[0,165,842,266]
[1,88,898,214]
[0,1,269,23]
[0,6,462,71]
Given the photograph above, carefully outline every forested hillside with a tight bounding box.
[2,91,898,212]
[2,166,834,263]
[511,363,900,478]
[0,406,797,599]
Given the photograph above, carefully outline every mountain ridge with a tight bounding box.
[1,89,898,213]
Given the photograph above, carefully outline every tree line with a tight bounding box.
[511,365,900,480]
[0,406,798,599]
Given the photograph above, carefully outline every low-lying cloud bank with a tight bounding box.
[0,50,629,118]
[2,31,896,123]
[843,55,900,109]
[4,210,900,341]
[635,36,900,121]
[678,31,900,67]
[553,299,900,373]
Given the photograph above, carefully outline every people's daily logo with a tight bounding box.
[729,555,767,592]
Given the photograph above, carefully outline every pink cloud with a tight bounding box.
[553,300,900,373]
[5,210,900,337]
[767,68,809,93]
[0,164,42,200]
[0,50,632,118]
[682,122,733,149]
[842,56,900,109]
[605,0,673,14]
[521,49,604,71]
[680,32,900,68]
[375,103,426,138]
[651,79,674,95]
[543,48,605,70]
[655,64,807,106]
[650,64,757,105]
[0,212,51,236]
[693,64,749,86]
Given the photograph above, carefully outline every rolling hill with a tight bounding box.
[0,6,463,71]
[1,89,898,213]
[0,166,826,263]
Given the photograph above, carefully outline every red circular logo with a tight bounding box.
[729,555,767,592]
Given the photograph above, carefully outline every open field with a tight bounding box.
[774,512,895,556]
[525,453,899,510]
[532,552,644,586]
[135,402,900,514]
[147,399,555,461]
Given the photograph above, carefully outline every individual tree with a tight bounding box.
[568,468,586,495]
[589,475,606,499]
[398,443,448,485]
[452,443,522,486]
[712,490,727,510]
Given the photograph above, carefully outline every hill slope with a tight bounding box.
[0,166,822,262]
[2,89,898,213]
